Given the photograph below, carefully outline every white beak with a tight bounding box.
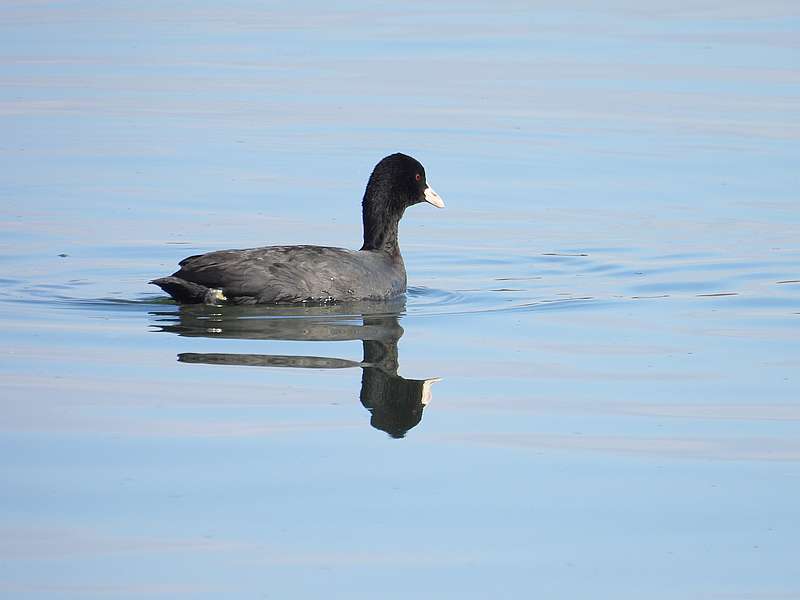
[424,186,445,208]
[421,377,442,406]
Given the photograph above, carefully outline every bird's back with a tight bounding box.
[170,244,406,304]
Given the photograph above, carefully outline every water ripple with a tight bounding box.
[2,247,797,320]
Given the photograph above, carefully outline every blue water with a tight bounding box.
[1,2,799,598]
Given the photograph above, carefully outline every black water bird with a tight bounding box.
[151,153,444,304]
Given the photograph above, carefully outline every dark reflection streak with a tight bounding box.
[150,301,438,438]
[179,353,363,369]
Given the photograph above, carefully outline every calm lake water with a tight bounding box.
[1,2,799,598]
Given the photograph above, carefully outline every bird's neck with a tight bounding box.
[366,217,400,255]
[361,203,404,256]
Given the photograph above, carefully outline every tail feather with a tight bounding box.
[150,276,222,304]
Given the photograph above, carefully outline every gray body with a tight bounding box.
[153,245,406,305]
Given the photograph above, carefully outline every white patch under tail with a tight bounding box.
[204,288,227,304]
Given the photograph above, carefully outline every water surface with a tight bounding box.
[1,2,799,598]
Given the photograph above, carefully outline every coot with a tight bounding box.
[151,153,444,304]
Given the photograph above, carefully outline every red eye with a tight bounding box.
[415,173,421,181]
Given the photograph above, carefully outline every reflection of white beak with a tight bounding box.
[424,186,445,208]
[421,377,442,406]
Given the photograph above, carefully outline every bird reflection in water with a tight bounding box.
[150,300,439,438]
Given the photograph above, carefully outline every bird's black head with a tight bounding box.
[361,153,444,252]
